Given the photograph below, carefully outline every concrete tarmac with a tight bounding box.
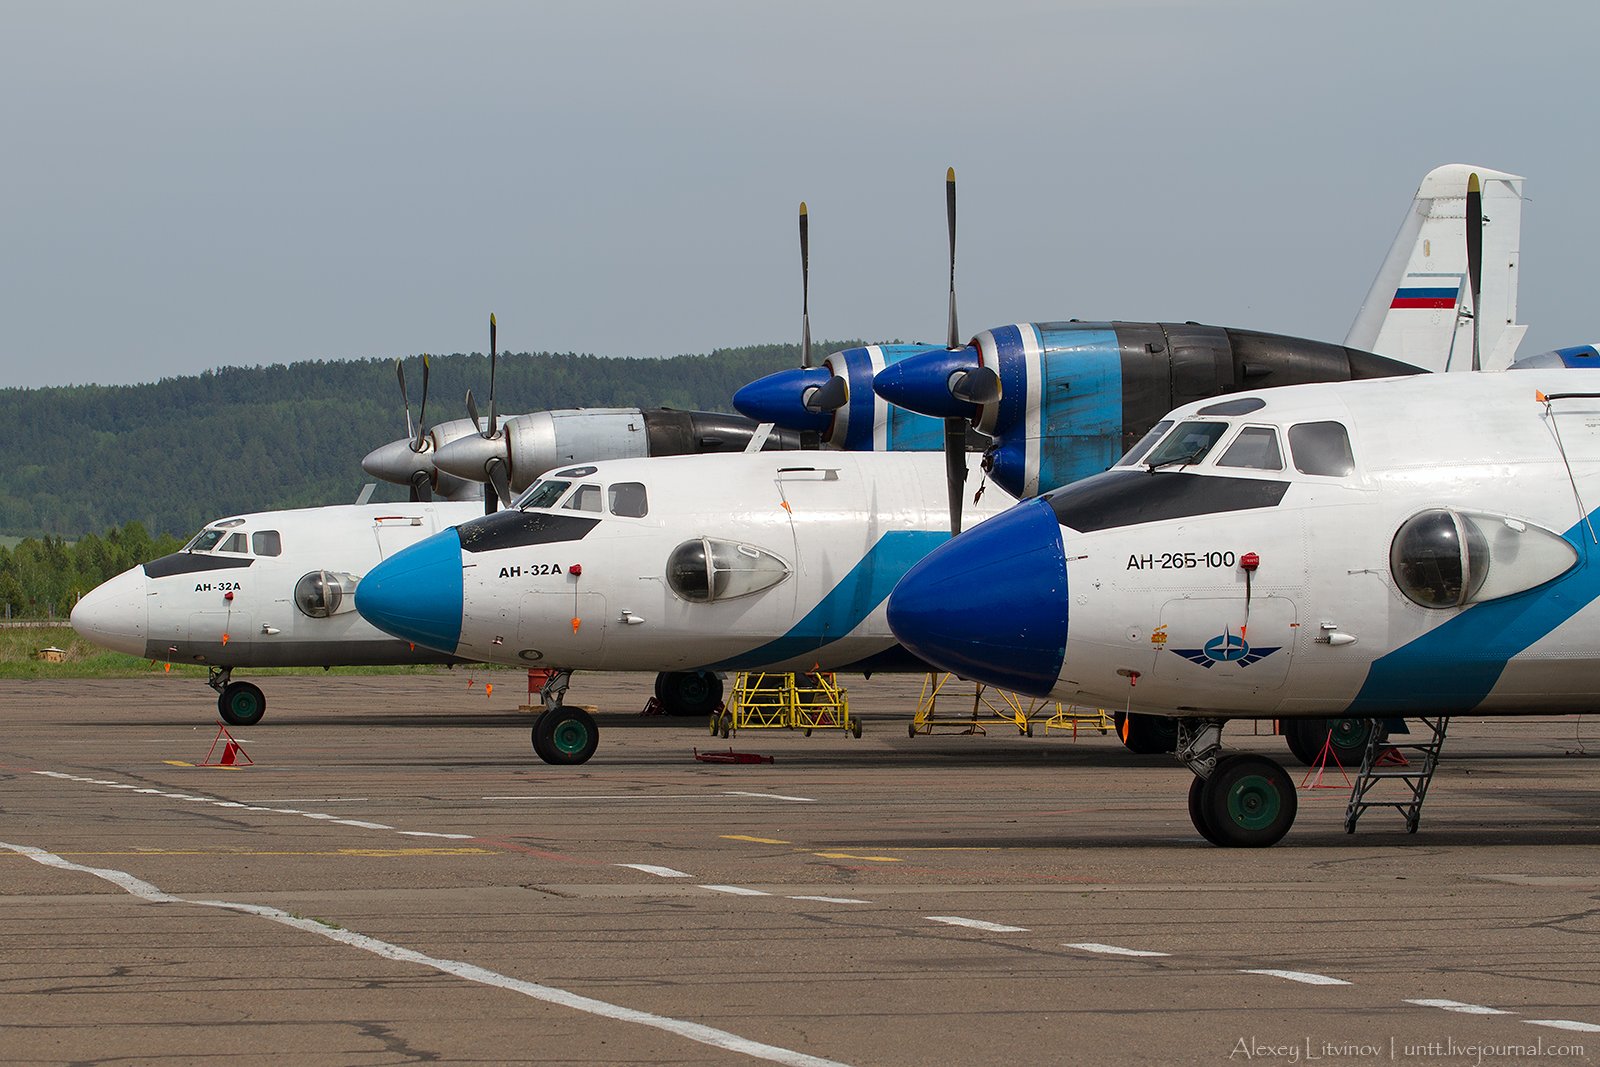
[2,673,1598,1066]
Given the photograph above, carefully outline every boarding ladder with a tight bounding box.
[1343,716,1450,834]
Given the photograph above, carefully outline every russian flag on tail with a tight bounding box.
[1390,283,1461,310]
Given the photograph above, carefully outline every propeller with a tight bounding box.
[941,167,968,536]
[1466,172,1483,373]
[394,355,433,501]
[464,313,511,513]
[800,202,812,369]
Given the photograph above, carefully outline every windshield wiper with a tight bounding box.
[1146,448,1203,474]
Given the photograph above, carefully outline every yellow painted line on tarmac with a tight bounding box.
[722,835,790,845]
[162,760,195,767]
[812,852,902,863]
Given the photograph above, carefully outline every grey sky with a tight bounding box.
[3,1,1595,389]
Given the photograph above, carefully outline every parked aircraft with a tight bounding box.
[353,450,1014,764]
[886,369,1600,846]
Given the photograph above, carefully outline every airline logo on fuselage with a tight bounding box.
[1170,631,1280,669]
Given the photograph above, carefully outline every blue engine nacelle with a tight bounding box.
[733,344,950,451]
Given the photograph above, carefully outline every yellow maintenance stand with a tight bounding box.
[713,671,860,739]
[908,673,1113,737]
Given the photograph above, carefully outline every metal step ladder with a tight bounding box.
[1343,716,1451,834]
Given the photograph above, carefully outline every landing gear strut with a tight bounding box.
[1176,718,1297,848]
[208,667,266,726]
[529,669,598,765]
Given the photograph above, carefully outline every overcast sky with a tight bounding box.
[3,1,1595,389]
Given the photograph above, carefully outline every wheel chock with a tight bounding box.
[201,723,254,767]
[693,747,775,764]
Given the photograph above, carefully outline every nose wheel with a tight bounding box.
[528,670,598,765]
[208,668,266,726]
[1177,719,1297,847]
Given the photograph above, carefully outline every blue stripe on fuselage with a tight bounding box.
[695,529,949,670]
[1346,509,1600,714]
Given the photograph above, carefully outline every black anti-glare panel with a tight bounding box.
[143,553,255,579]
[1045,470,1289,532]
[458,510,601,554]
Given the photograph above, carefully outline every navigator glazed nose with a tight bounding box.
[355,528,465,654]
[70,566,149,656]
[732,367,835,433]
[887,498,1068,696]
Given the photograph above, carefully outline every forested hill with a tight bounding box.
[0,342,864,540]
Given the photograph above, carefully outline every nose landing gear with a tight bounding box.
[1177,719,1297,847]
[528,669,599,765]
[208,667,266,727]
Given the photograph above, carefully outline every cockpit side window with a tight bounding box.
[516,479,571,510]
[1216,426,1284,471]
[1117,420,1173,467]
[1289,421,1356,477]
[1143,420,1229,470]
[219,532,248,554]
[608,482,648,518]
[563,484,602,512]
[252,531,282,557]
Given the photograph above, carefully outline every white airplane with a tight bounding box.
[353,450,1016,763]
[71,500,481,724]
[885,369,1600,846]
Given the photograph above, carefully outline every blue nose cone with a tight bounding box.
[732,367,835,432]
[355,528,465,654]
[872,346,982,420]
[887,499,1068,697]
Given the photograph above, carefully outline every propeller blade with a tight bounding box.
[396,360,415,444]
[486,459,513,509]
[944,417,967,536]
[408,470,433,504]
[487,313,499,437]
[806,374,848,413]
[415,354,430,452]
[1466,173,1483,372]
[466,388,481,431]
[483,483,497,515]
[949,365,1000,406]
[945,167,959,351]
[800,202,812,369]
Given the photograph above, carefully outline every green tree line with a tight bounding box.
[1,522,184,620]
[0,342,864,541]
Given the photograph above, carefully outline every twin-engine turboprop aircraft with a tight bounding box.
[887,370,1600,847]
[354,451,1014,764]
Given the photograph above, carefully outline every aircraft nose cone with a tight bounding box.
[872,347,982,419]
[732,367,835,432]
[887,499,1068,696]
[362,437,434,485]
[434,433,504,484]
[355,529,465,653]
[71,567,148,656]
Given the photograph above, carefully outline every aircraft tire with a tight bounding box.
[1199,754,1297,848]
[1112,711,1178,755]
[658,671,724,717]
[1187,775,1222,845]
[1282,717,1382,768]
[533,705,599,765]
[217,682,266,727]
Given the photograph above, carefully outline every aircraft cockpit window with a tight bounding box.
[1117,420,1173,467]
[1216,426,1284,471]
[1289,421,1356,477]
[608,482,648,518]
[666,538,791,604]
[1391,509,1578,609]
[1143,420,1228,470]
[185,529,226,553]
[516,479,571,510]
[219,532,249,554]
[252,531,282,557]
[563,484,603,513]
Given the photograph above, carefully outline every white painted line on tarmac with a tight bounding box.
[331,820,395,830]
[1405,998,1510,1016]
[927,916,1029,933]
[0,841,853,1067]
[618,864,692,879]
[1240,969,1350,986]
[1065,942,1170,958]
[789,896,870,905]
[1525,1019,1600,1033]
[724,791,816,803]
[700,884,772,897]
[396,831,475,840]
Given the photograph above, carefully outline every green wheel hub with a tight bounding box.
[551,718,591,756]
[1224,774,1283,831]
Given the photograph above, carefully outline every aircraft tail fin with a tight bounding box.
[1344,164,1525,371]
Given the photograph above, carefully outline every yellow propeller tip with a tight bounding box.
[490,312,497,326]
[799,201,807,215]
[1468,173,1480,194]
[946,166,955,182]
